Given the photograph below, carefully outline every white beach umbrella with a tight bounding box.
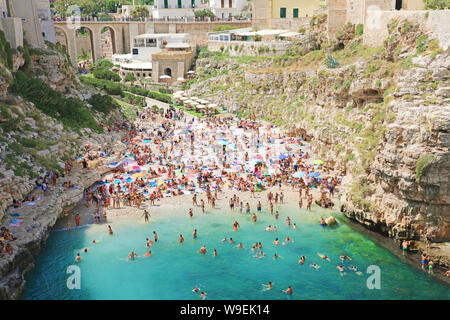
[160,75,171,79]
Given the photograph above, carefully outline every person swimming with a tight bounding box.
[340,255,352,261]
[236,242,245,249]
[298,256,305,264]
[262,281,272,291]
[232,221,240,231]
[75,253,82,263]
[144,250,152,257]
[320,217,326,226]
[198,245,207,254]
[82,247,88,253]
[273,238,280,245]
[108,225,113,235]
[200,291,207,300]
[311,263,320,269]
[221,237,227,242]
[337,265,345,273]
[127,251,138,261]
[229,238,234,244]
[318,253,330,261]
[192,285,200,293]
[282,285,293,295]
[266,225,272,232]
[213,249,217,257]
[179,234,184,244]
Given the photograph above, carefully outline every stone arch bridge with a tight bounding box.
[53,20,251,66]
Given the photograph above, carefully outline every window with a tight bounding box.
[221,0,224,8]
[350,2,354,10]
[178,0,182,8]
[280,7,286,18]
[293,8,298,18]
[164,0,168,8]
[229,0,232,8]
[133,48,138,55]
[191,0,195,8]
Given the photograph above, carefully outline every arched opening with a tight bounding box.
[164,68,172,77]
[75,26,96,64]
[100,26,117,60]
[395,0,403,10]
[54,26,69,54]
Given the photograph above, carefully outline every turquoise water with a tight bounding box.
[22,203,449,300]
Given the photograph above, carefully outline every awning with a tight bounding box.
[165,43,190,49]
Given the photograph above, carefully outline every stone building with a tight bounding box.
[252,0,325,30]
[327,0,426,37]
[152,0,203,18]
[209,0,251,20]
[0,0,55,48]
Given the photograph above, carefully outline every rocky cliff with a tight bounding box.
[187,20,450,249]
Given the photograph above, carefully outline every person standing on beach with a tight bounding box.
[142,210,150,222]
[401,240,408,256]
[75,213,80,227]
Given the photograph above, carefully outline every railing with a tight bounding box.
[53,16,250,23]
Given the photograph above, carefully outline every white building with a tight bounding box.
[113,33,193,81]
[152,0,203,19]
[209,0,250,19]
[116,4,153,18]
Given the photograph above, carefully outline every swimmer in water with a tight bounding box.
[179,234,184,244]
[127,251,138,260]
[273,225,277,231]
[320,217,326,226]
[198,245,207,254]
[200,291,207,300]
[285,236,293,243]
[292,223,297,229]
[282,285,293,295]
[311,263,320,269]
[266,225,272,232]
[256,251,265,258]
[192,285,200,293]
[229,238,234,244]
[189,208,193,218]
[337,265,344,273]
[92,240,97,244]
[193,229,197,239]
[273,253,283,259]
[236,242,245,249]
[262,281,272,291]
[82,247,88,253]
[75,253,82,263]
[351,266,362,275]
[273,238,280,245]
[232,220,240,230]
[318,253,330,261]
[144,250,152,257]
[213,249,217,257]
[146,238,153,247]
[340,255,352,261]
[108,225,113,235]
[298,255,305,264]
[221,237,227,242]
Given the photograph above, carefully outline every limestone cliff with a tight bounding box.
[187,20,450,249]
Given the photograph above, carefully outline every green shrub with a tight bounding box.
[93,67,121,82]
[89,93,120,113]
[124,72,136,83]
[355,24,364,36]
[96,59,114,69]
[0,30,13,70]
[10,71,102,132]
[416,34,428,54]
[415,155,436,182]
[324,55,339,68]
[423,0,448,9]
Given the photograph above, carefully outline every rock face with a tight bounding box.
[0,147,125,300]
[187,26,450,245]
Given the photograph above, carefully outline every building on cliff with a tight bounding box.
[0,0,55,49]
[327,0,426,37]
[113,33,195,84]
[209,0,251,20]
[252,0,326,30]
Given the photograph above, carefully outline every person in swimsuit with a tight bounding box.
[144,250,152,257]
[198,245,207,254]
[273,238,280,245]
[75,253,82,263]
[193,229,197,239]
[232,221,240,231]
[127,251,138,260]
[428,260,434,274]
[153,231,158,242]
[401,240,408,256]
[179,234,184,244]
[108,225,113,235]
[262,281,272,290]
[283,285,293,295]
[213,249,217,257]
[189,208,193,218]
[298,256,305,264]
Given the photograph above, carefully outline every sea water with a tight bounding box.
[22,203,450,300]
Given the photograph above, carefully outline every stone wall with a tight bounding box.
[364,9,450,50]
[208,40,295,56]
[327,0,347,38]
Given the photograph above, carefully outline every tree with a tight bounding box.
[131,5,149,19]
[194,9,215,18]
[124,73,137,83]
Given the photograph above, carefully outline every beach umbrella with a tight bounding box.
[133,172,144,178]
[278,154,288,160]
[292,171,305,178]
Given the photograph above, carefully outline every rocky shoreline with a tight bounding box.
[0,132,126,300]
